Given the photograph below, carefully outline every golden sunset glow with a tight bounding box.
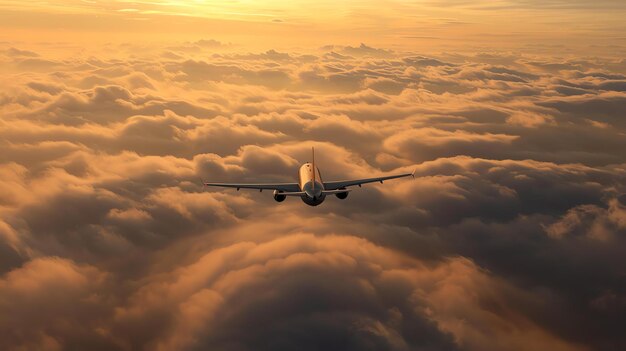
[1,1,626,351]
[2,0,626,52]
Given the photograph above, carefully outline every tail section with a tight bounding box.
[312,147,315,192]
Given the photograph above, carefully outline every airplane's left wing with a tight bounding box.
[203,182,301,192]
[323,171,414,190]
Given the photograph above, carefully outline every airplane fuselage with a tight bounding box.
[299,163,325,206]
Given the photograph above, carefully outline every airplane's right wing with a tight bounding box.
[323,171,414,190]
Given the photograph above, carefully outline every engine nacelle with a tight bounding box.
[273,190,286,202]
[335,187,349,200]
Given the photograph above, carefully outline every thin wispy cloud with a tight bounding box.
[1,1,625,51]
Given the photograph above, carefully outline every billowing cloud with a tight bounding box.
[1,41,625,351]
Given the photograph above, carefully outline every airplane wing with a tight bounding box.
[323,171,414,190]
[203,181,301,192]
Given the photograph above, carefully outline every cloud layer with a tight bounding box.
[1,42,625,351]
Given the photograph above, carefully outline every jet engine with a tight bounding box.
[273,190,286,202]
[335,187,349,200]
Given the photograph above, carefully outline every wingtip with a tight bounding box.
[411,168,416,178]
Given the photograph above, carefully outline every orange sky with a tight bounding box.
[2,0,626,53]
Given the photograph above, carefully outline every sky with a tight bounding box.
[2,0,626,53]
[1,1,626,351]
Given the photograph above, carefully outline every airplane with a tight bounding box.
[202,147,415,206]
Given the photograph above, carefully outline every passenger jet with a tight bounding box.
[203,148,414,206]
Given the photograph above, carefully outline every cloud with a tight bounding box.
[383,128,519,162]
[544,198,626,241]
[2,47,39,57]
[111,233,588,351]
[1,44,626,350]
[0,257,115,350]
[340,43,394,58]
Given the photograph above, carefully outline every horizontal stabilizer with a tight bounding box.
[281,191,307,196]
[321,189,352,195]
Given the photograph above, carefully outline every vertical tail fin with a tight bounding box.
[312,147,315,191]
